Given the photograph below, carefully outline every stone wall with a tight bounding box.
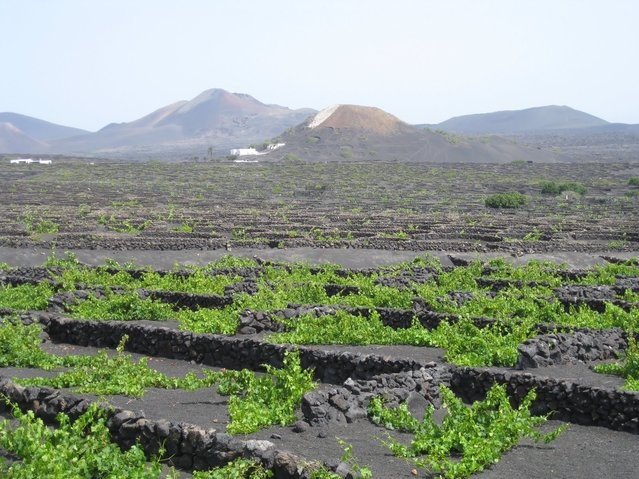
[35,313,421,383]
[0,377,310,478]
[450,367,639,434]
[516,328,628,368]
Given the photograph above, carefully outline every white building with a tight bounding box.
[230,142,286,157]
[230,148,261,156]
[9,158,52,165]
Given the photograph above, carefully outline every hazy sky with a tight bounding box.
[1,0,637,131]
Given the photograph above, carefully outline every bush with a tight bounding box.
[629,176,639,186]
[484,191,527,209]
[541,181,586,195]
[282,153,300,162]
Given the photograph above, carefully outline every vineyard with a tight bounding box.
[0,157,638,477]
[0,159,637,254]
[1,251,639,478]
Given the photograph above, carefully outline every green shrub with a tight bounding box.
[194,458,273,479]
[0,319,61,369]
[0,402,174,478]
[369,384,565,479]
[17,335,219,397]
[594,336,639,390]
[69,289,175,321]
[0,283,54,310]
[282,153,300,162]
[484,191,527,209]
[629,176,639,186]
[222,350,316,433]
[541,180,586,195]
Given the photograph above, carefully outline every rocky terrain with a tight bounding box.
[0,147,637,478]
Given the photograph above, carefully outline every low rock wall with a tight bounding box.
[141,289,232,309]
[35,313,421,383]
[450,367,639,433]
[301,367,446,427]
[516,328,628,368]
[0,377,310,477]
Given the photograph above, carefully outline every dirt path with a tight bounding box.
[1,246,638,270]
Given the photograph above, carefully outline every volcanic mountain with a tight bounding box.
[434,105,609,134]
[53,89,315,157]
[0,122,49,153]
[271,104,563,163]
[0,112,89,142]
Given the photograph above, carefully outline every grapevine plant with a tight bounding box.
[368,384,566,479]
[0,401,274,478]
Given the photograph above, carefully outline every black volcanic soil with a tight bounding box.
[1,158,638,477]
[2,337,638,479]
[1,248,639,478]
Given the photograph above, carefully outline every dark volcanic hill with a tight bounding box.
[434,105,609,134]
[268,104,563,163]
[53,89,315,157]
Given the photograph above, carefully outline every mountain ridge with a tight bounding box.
[1,97,636,161]
[46,88,315,156]
[433,105,610,134]
[0,112,89,142]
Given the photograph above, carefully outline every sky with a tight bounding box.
[1,0,638,131]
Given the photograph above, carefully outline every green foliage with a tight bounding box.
[369,384,565,479]
[627,176,639,186]
[172,221,194,233]
[431,316,534,367]
[0,319,62,369]
[98,214,151,233]
[282,153,300,162]
[17,335,219,397]
[444,286,562,324]
[485,258,565,286]
[541,180,586,196]
[594,336,639,390]
[60,266,244,332]
[484,191,526,209]
[0,401,174,478]
[21,209,59,235]
[175,305,239,334]
[55,260,239,295]
[43,250,81,268]
[222,350,316,433]
[576,259,639,285]
[522,227,542,242]
[231,227,250,240]
[621,289,639,302]
[193,458,273,479]
[268,310,433,346]
[57,266,136,290]
[69,289,176,321]
[0,283,53,310]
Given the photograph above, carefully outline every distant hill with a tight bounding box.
[0,122,49,153]
[434,105,609,134]
[53,89,315,156]
[264,104,563,163]
[0,112,89,141]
